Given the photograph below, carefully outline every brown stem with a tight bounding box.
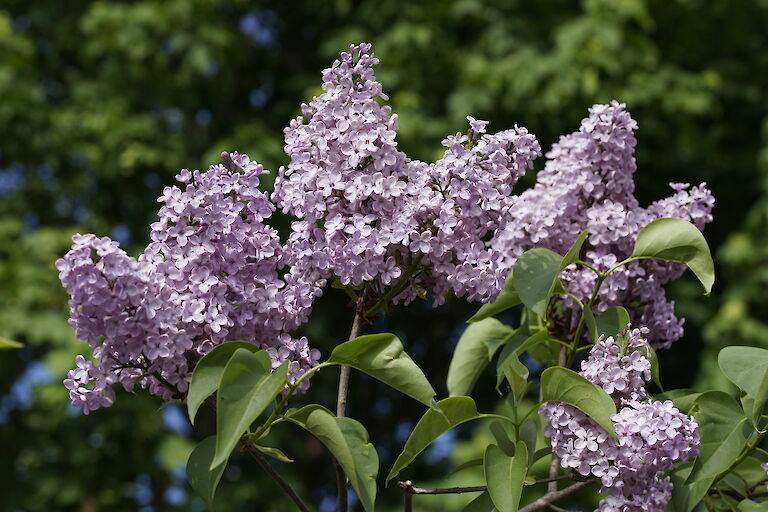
[335,310,365,512]
[250,449,311,512]
[398,481,486,496]
[547,456,560,493]
[519,480,596,512]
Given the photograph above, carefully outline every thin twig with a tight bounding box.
[548,455,561,493]
[519,480,596,512]
[398,481,486,495]
[547,504,570,512]
[335,310,364,512]
[250,449,311,512]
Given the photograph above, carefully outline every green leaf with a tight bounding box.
[562,230,589,267]
[595,307,630,340]
[688,391,752,483]
[497,351,529,400]
[738,500,768,512]
[719,346,768,427]
[669,461,713,512]
[469,273,521,322]
[531,446,552,465]
[540,366,617,438]
[448,319,515,397]
[461,491,496,512]
[484,441,528,512]
[647,346,664,391]
[253,444,294,463]
[187,341,260,423]
[285,405,378,512]
[631,218,715,294]
[329,333,436,407]
[213,349,288,468]
[518,417,538,464]
[387,396,480,484]
[513,248,564,318]
[489,421,516,456]
[187,436,226,510]
[0,336,22,349]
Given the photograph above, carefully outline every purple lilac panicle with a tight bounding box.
[493,101,714,348]
[274,43,540,305]
[541,327,699,512]
[58,152,324,413]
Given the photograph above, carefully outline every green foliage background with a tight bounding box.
[1,0,766,510]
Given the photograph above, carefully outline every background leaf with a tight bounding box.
[469,274,521,322]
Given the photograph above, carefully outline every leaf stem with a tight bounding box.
[711,429,768,487]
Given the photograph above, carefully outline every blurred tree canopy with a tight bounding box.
[1,0,767,510]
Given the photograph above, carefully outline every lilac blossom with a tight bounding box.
[58,152,324,413]
[541,327,699,511]
[274,43,540,306]
[493,101,714,348]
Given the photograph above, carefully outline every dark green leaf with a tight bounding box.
[187,341,259,423]
[688,391,752,482]
[738,500,768,512]
[648,346,663,391]
[469,274,521,322]
[669,461,713,512]
[489,421,516,456]
[484,441,528,512]
[540,366,617,438]
[329,333,436,407]
[387,396,480,484]
[518,417,538,464]
[187,436,226,510]
[631,218,715,294]
[285,405,378,512]
[213,349,288,468]
[562,230,589,267]
[448,319,515,397]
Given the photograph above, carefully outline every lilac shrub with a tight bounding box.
[55,43,747,512]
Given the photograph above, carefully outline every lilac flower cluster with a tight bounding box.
[493,101,714,348]
[541,327,699,511]
[58,153,323,413]
[274,43,540,305]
